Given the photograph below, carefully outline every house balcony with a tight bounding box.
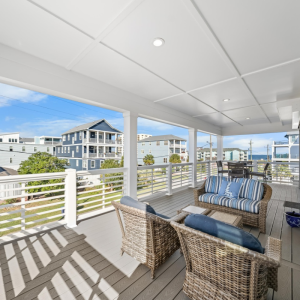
[274,141,289,145]
[0,160,298,299]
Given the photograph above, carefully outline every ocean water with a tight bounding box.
[249,155,272,160]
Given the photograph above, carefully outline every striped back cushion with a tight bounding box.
[233,178,264,201]
[205,176,224,194]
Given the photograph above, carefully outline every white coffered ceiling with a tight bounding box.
[0,0,299,134]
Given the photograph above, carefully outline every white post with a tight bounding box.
[103,132,106,143]
[217,135,223,161]
[166,162,173,195]
[189,128,197,188]
[123,111,138,199]
[86,130,90,143]
[21,183,26,230]
[65,169,77,228]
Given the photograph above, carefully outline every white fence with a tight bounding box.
[0,160,298,237]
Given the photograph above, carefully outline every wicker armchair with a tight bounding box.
[171,221,281,300]
[194,181,272,233]
[112,201,187,278]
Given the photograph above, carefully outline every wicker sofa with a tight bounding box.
[112,200,187,278]
[171,220,281,300]
[194,178,272,233]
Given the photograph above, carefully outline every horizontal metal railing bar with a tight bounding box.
[0,182,65,193]
[25,213,65,225]
[137,180,167,189]
[77,168,127,176]
[77,174,124,184]
[24,207,63,219]
[0,194,65,209]
[0,172,67,184]
[77,184,124,196]
[77,188,123,201]
[25,201,64,211]
[0,217,23,225]
[77,194,122,208]
[0,224,22,232]
[137,164,169,170]
[0,209,23,216]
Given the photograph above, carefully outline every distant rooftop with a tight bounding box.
[62,119,122,135]
[139,134,186,142]
[0,132,19,136]
[0,167,18,176]
[20,137,34,143]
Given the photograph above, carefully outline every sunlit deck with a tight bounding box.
[0,184,299,300]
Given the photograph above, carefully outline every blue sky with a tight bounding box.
[0,83,287,155]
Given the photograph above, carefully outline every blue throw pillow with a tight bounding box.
[185,214,264,253]
[120,196,156,215]
[219,181,243,199]
[205,176,226,194]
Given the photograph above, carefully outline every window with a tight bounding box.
[76,160,79,167]
[47,147,49,152]
[68,134,70,141]
[34,147,37,152]
[72,151,74,157]
[0,138,2,142]
[72,137,74,144]
[76,146,79,153]
[64,146,66,152]
[79,132,82,140]
[149,142,151,146]
[9,138,11,142]
[164,141,168,145]
[9,158,12,163]
[83,160,87,168]
[9,146,13,151]
[63,135,66,141]
[91,160,95,168]
[149,149,151,153]
[163,158,167,163]
[141,150,144,154]
[74,133,77,141]
[68,147,70,153]
[22,146,25,152]
[156,141,160,146]
[14,139,17,142]
[58,147,60,153]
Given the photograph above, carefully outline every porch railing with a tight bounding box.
[0,160,298,237]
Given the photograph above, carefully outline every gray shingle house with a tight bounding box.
[56,119,123,170]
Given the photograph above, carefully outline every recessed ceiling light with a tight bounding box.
[223,99,230,102]
[246,117,250,119]
[153,38,165,47]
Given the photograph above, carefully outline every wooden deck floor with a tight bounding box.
[0,184,299,300]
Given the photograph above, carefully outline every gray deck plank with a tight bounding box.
[0,185,298,300]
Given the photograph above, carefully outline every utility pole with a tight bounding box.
[249,139,253,161]
[265,144,270,161]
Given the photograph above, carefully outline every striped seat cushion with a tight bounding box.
[232,178,264,201]
[205,176,224,194]
[199,193,260,214]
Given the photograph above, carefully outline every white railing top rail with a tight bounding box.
[137,164,169,170]
[0,171,67,184]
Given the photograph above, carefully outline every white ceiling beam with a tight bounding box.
[182,0,271,123]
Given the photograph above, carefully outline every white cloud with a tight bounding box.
[5,116,15,121]
[138,118,174,131]
[0,83,47,107]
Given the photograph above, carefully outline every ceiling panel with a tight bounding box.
[195,112,236,128]
[30,0,133,38]
[0,0,91,67]
[189,79,256,112]
[103,0,233,91]
[73,43,182,101]
[223,106,267,126]
[260,103,281,123]
[195,0,300,74]
[244,61,300,104]
[158,94,216,116]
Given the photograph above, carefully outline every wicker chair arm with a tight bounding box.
[265,237,281,265]
[194,181,205,205]
[167,212,189,223]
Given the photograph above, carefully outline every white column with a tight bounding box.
[65,169,77,228]
[97,132,99,144]
[103,132,106,143]
[166,162,173,195]
[217,135,223,161]
[123,111,138,199]
[189,128,197,188]
[86,130,90,142]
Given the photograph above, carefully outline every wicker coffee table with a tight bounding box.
[208,210,243,229]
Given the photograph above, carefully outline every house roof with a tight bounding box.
[62,119,122,135]
[20,137,34,143]
[0,167,18,176]
[0,132,19,136]
[198,148,247,152]
[138,135,186,142]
